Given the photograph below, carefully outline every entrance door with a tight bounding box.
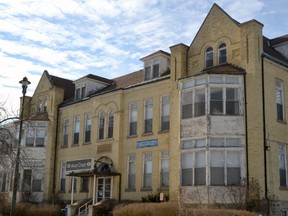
[96,177,111,202]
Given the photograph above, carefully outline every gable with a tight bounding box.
[187,4,241,74]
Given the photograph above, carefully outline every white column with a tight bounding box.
[71,176,74,205]
[93,174,96,204]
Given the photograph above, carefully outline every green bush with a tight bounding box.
[11,203,61,216]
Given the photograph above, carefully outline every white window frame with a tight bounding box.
[144,99,153,134]
[205,47,213,68]
[84,113,91,143]
[143,152,152,188]
[218,43,227,64]
[279,144,288,187]
[63,119,69,147]
[127,154,136,190]
[129,102,138,136]
[160,151,169,188]
[181,137,244,186]
[73,116,80,145]
[276,79,285,121]
[160,95,170,131]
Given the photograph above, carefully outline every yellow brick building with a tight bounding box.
[3,3,287,215]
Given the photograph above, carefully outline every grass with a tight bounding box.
[11,203,61,216]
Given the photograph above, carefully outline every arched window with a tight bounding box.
[98,111,105,140]
[205,47,213,67]
[37,99,42,113]
[107,110,114,139]
[218,43,227,64]
[43,98,47,112]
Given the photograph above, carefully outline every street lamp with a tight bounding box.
[11,77,31,211]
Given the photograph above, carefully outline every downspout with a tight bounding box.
[261,53,269,206]
[244,73,249,187]
[52,104,60,203]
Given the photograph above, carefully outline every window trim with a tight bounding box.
[160,95,170,131]
[144,98,153,134]
[218,43,227,64]
[205,47,213,68]
[129,102,138,136]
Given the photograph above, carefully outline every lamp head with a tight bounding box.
[19,76,31,94]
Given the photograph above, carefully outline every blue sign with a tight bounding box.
[137,139,158,148]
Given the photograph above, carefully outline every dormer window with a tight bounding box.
[141,50,170,81]
[218,43,227,64]
[75,86,86,100]
[145,59,160,81]
[205,47,213,67]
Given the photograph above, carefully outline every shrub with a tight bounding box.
[113,202,179,216]
[113,202,259,216]
[141,192,169,203]
[0,194,10,216]
[11,203,61,216]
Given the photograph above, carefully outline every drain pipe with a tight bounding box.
[261,53,269,210]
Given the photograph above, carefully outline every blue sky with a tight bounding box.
[0,0,287,115]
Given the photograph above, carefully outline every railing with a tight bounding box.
[78,199,93,216]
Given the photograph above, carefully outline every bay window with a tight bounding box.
[181,138,243,186]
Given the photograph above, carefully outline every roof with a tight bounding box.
[263,36,288,66]
[140,50,170,61]
[270,34,288,46]
[201,63,246,75]
[75,74,115,85]
[46,71,75,100]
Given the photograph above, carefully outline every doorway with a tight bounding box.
[96,177,111,202]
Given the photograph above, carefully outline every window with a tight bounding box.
[279,144,287,187]
[218,43,227,64]
[210,87,239,115]
[25,126,46,147]
[73,116,80,145]
[22,170,32,191]
[108,110,114,138]
[144,59,160,81]
[75,86,86,100]
[276,80,285,121]
[60,162,66,192]
[161,96,170,131]
[210,88,223,114]
[0,172,7,192]
[43,98,47,112]
[205,47,213,67]
[70,177,77,192]
[63,119,69,147]
[182,91,193,119]
[129,102,138,136]
[81,177,89,192]
[160,151,169,187]
[127,154,136,189]
[181,138,242,186]
[194,88,206,117]
[144,99,153,134]
[98,112,105,140]
[37,99,42,113]
[84,113,91,143]
[32,169,43,192]
[143,152,152,188]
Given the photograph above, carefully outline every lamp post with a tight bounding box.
[11,77,31,211]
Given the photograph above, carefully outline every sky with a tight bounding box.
[0,0,287,115]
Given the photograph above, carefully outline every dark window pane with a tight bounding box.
[153,64,160,78]
[210,167,224,186]
[32,179,42,192]
[280,169,287,187]
[182,104,193,119]
[85,130,91,143]
[210,101,223,114]
[161,172,169,187]
[226,101,239,115]
[144,119,153,133]
[36,138,45,146]
[128,174,135,189]
[195,168,206,185]
[182,168,192,186]
[277,104,284,121]
[227,168,241,185]
[161,116,170,131]
[129,122,137,136]
[143,174,152,188]
[73,133,79,144]
[99,129,104,140]
[195,102,205,116]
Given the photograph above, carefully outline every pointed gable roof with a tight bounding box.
[44,70,75,100]
[189,3,239,48]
